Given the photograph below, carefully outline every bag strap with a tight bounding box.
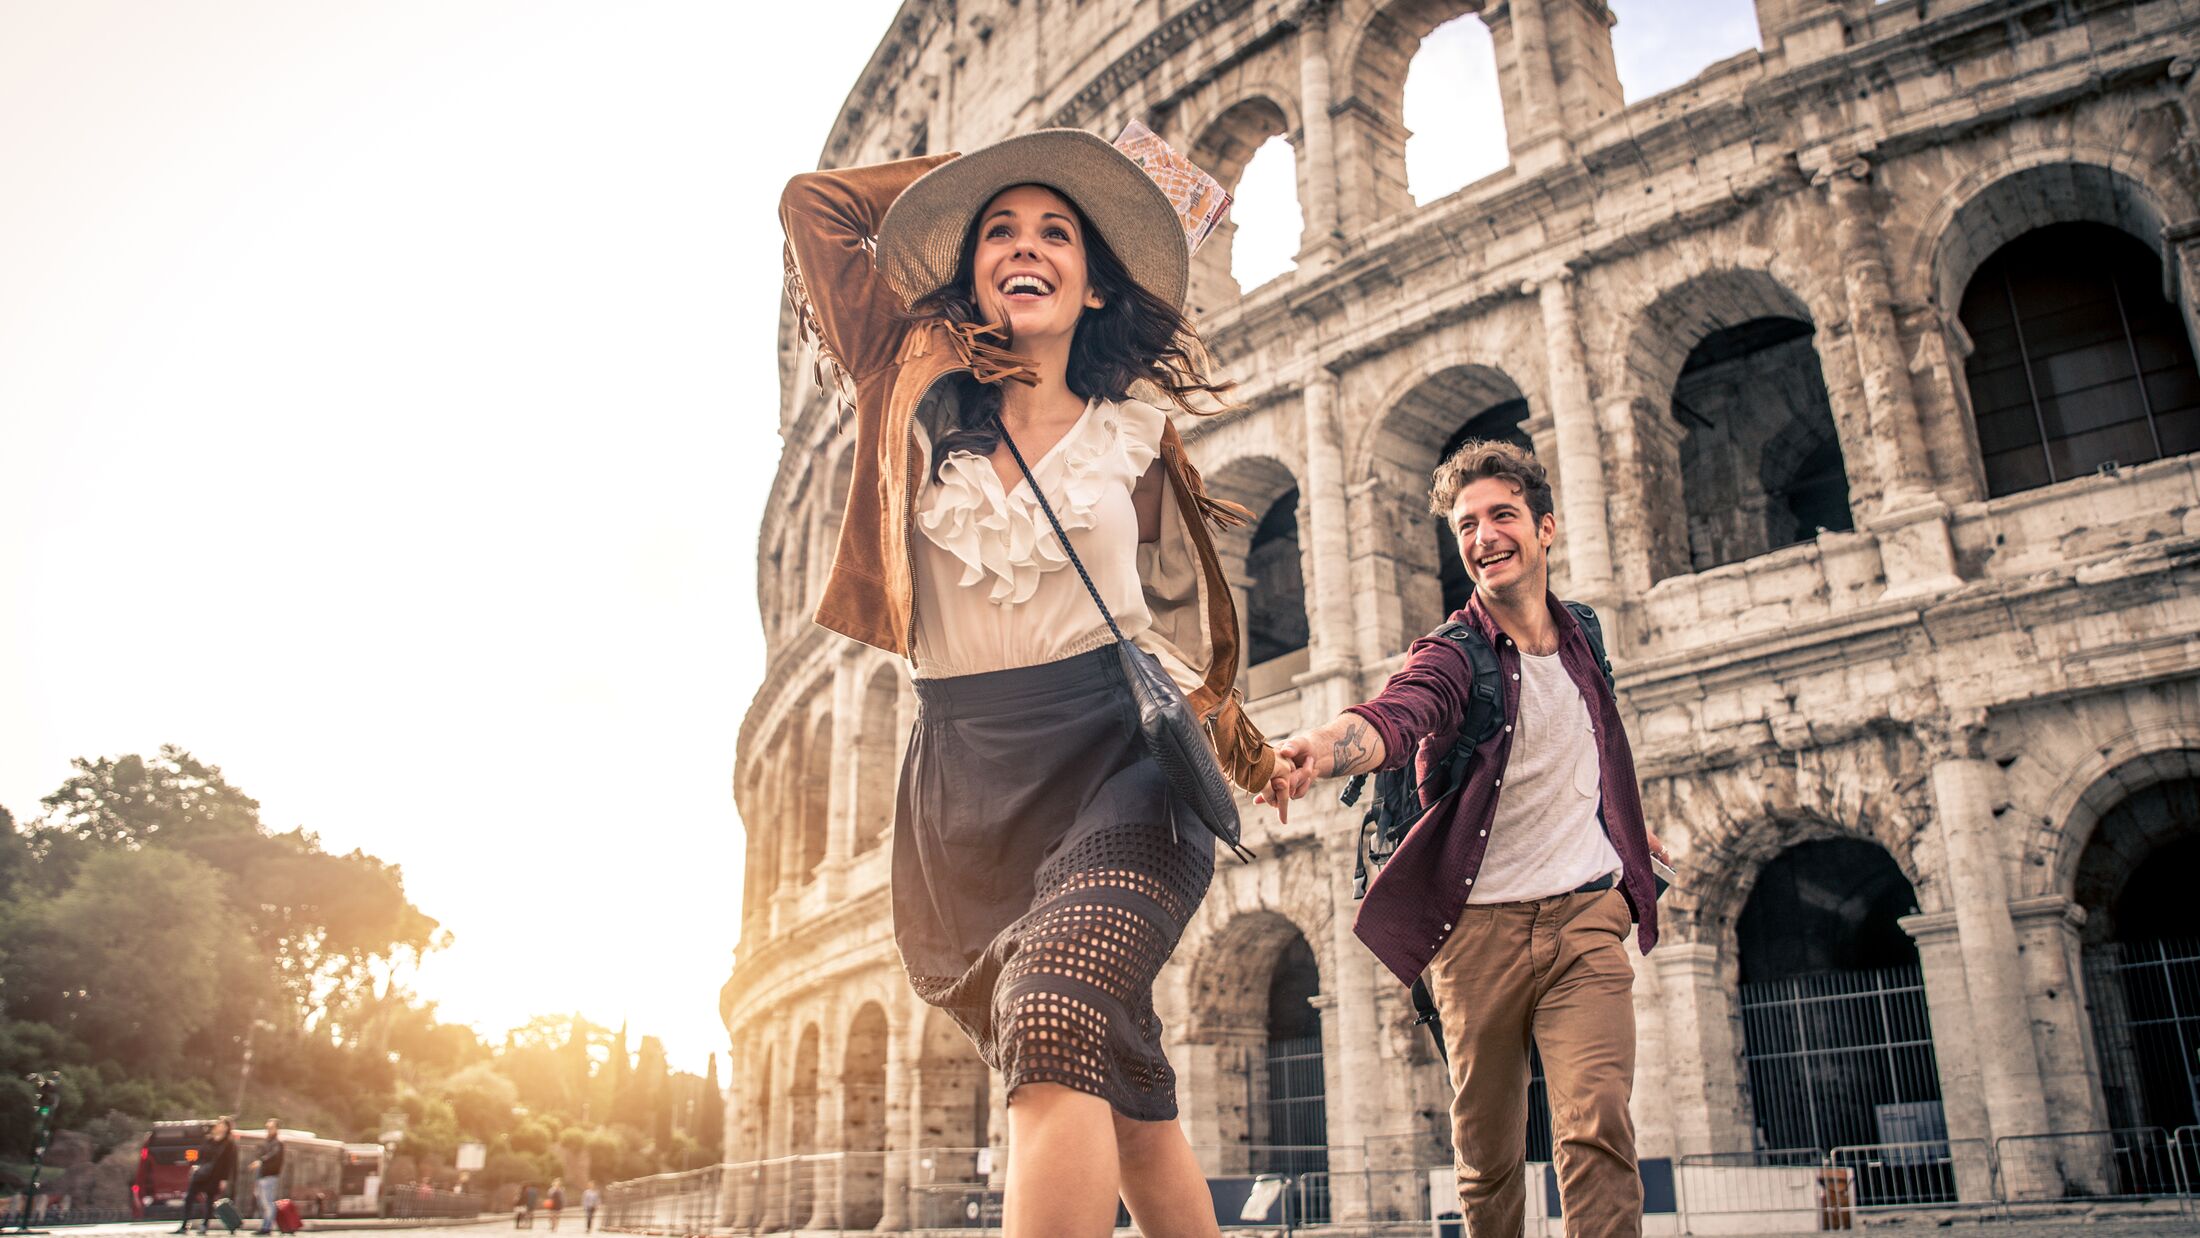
[993,412,1129,646]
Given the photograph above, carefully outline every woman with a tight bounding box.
[177,1117,237,1235]
[780,129,1276,1237]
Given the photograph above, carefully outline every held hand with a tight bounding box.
[1253,737,1320,823]
[1646,827,1672,866]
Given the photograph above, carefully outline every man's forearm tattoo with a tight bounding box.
[1331,720,1373,776]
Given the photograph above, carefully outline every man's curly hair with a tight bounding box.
[1428,438,1554,522]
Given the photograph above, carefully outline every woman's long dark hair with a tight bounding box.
[910,186,1235,478]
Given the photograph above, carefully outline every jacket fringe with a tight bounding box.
[782,242,857,423]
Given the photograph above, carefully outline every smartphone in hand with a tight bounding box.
[1651,855,1679,898]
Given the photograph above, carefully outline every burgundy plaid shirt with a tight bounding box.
[1344,592,1659,987]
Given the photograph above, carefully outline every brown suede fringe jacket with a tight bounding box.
[780,151,1279,795]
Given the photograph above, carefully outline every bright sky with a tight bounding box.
[0,0,1758,1074]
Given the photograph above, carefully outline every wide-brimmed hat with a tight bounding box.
[875,128,1194,311]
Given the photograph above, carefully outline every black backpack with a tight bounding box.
[1339,602,1613,1061]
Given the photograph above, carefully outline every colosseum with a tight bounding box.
[711,0,2200,1229]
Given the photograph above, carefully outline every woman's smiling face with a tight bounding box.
[970,184,1104,345]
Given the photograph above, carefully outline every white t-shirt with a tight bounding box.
[1467,648,1622,904]
[909,396,1193,688]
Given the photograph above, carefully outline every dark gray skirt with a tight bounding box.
[893,644,1214,1121]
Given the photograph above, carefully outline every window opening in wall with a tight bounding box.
[1254,933,1328,1224]
[1247,487,1309,666]
[1670,316,1851,574]
[2075,774,2200,1139]
[1403,15,1507,203]
[1232,135,1302,292]
[1735,839,1945,1204]
[1435,399,1532,616]
[801,716,832,881]
[1958,222,2200,497]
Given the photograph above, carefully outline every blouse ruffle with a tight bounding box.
[917,398,1165,606]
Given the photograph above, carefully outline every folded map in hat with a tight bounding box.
[1114,121,1231,257]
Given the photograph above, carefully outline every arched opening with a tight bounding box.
[1626,272,1850,582]
[1735,840,1943,1195]
[1246,489,1310,667]
[1402,14,1507,202]
[1188,98,1298,320]
[730,1046,772,1227]
[1366,364,1532,638]
[852,667,899,856]
[1672,317,1853,572]
[911,1010,992,1228]
[2073,770,2200,1135]
[1187,913,1328,1215]
[1259,932,1329,1223]
[840,1004,890,1229]
[1958,222,2200,497]
[801,712,832,881]
[1434,399,1532,616]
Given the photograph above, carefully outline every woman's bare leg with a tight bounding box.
[1115,1112,1222,1238]
[1004,1083,1120,1238]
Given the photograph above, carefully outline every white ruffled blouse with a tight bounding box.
[911,396,1187,683]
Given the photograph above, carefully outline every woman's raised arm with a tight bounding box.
[779,152,957,383]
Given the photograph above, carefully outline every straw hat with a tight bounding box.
[874,128,1192,311]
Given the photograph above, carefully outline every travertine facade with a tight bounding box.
[723,0,2200,1226]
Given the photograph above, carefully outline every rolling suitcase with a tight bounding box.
[274,1199,303,1235]
[213,1198,243,1234]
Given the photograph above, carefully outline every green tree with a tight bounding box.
[6,849,227,1066]
[699,1054,724,1160]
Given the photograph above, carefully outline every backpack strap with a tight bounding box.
[1427,621,1502,806]
[1561,600,1614,690]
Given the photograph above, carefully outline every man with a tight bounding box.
[1263,439,1666,1237]
[580,1183,599,1234]
[249,1119,284,1234]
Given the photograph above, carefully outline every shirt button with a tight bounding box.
[1480,830,1488,837]
[1464,878,1474,886]
[1494,778,1501,787]
[1442,923,1452,931]
[1512,673,1520,681]
[1505,724,1512,732]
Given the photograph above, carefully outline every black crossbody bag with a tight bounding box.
[995,416,1253,862]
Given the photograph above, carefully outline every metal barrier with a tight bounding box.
[1671,1153,1845,1232]
[1824,1138,1994,1208]
[386,1184,488,1219]
[1994,1126,2191,1209]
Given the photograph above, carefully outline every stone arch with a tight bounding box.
[913,1007,990,1188]
[800,708,834,882]
[1183,909,1329,1174]
[1186,94,1300,317]
[839,1002,891,1229]
[851,662,900,857]
[1920,157,2189,322]
[1929,163,2199,498]
[1202,454,1309,693]
[1616,268,1854,583]
[1359,362,1532,636]
[1339,0,1496,225]
[2047,746,2200,922]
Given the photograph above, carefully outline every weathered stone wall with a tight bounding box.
[726,0,2200,1224]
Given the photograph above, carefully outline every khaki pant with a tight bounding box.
[1422,886,1641,1237]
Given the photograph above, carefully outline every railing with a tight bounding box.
[603,1129,2200,1234]
[388,1184,489,1219]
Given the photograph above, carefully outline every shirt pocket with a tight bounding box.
[1572,739,1601,800]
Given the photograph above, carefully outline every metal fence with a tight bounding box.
[604,1128,2200,1234]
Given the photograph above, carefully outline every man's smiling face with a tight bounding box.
[1451,475,1556,602]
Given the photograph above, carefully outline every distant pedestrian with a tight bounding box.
[249,1119,285,1234]
[545,1179,564,1232]
[580,1184,598,1233]
[176,1117,238,1235]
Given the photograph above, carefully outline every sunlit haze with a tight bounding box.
[1,0,1761,1072]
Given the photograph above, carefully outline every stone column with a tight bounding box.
[1651,944,1752,1156]
[825,654,862,879]
[1897,910,1996,1202]
[2009,897,2110,1133]
[873,1031,913,1232]
[1348,477,1444,666]
[804,1077,846,1231]
[1300,374,1359,702]
[759,1030,791,1232]
[1293,0,1344,271]
[775,759,804,915]
[1926,754,2052,1146]
[2167,219,2200,366]
[1824,158,1962,598]
[1500,0,1569,172]
[1322,825,1384,1224]
[1535,273,1616,614]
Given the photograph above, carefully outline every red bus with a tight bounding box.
[132,1122,344,1220]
